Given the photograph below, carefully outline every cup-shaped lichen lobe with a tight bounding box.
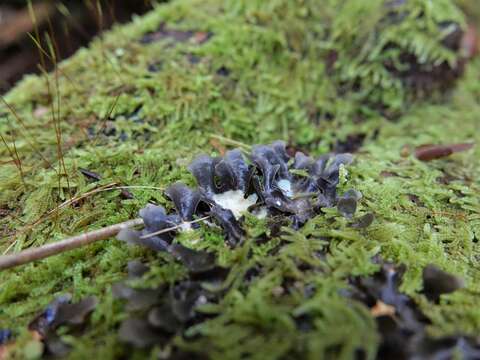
[118,204,179,251]
[139,204,179,232]
[214,149,251,193]
[165,182,202,222]
[187,155,219,197]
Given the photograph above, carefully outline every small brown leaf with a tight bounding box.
[209,138,226,156]
[371,300,396,317]
[400,144,411,157]
[193,31,211,44]
[414,143,474,161]
[380,171,398,178]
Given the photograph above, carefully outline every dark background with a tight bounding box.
[0,1,153,93]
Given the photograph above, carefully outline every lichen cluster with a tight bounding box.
[118,141,357,251]
[0,0,479,359]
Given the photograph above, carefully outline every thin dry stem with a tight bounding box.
[209,134,252,152]
[0,214,212,270]
[0,218,144,271]
[140,216,211,239]
[0,132,25,184]
[90,94,120,146]
[0,95,54,170]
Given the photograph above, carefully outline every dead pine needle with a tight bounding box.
[140,216,211,239]
[209,134,252,152]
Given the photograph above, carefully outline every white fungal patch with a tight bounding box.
[252,207,268,219]
[179,222,193,232]
[277,179,293,197]
[212,190,258,219]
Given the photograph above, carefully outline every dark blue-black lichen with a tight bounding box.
[117,141,359,250]
[114,259,223,355]
[53,142,477,358]
[0,0,478,357]
[347,262,474,360]
[28,295,98,357]
[111,141,369,356]
[0,329,12,346]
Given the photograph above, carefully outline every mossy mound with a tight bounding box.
[0,0,479,359]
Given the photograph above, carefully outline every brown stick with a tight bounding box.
[0,218,144,271]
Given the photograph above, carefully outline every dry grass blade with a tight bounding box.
[140,216,211,239]
[0,132,25,184]
[26,32,81,92]
[209,134,252,152]
[43,29,72,202]
[90,94,120,146]
[0,95,54,169]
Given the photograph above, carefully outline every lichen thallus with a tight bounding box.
[0,141,362,270]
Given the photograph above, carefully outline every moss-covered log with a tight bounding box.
[0,0,479,358]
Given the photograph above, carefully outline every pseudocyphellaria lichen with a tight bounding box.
[27,295,98,357]
[347,262,473,359]
[117,141,359,250]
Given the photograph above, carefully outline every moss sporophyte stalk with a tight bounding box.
[0,0,480,358]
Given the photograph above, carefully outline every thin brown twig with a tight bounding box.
[0,218,144,271]
[0,214,213,271]
[0,184,165,252]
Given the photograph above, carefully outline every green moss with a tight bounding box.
[325,0,466,113]
[1,0,480,359]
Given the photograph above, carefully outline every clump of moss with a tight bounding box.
[324,0,467,115]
